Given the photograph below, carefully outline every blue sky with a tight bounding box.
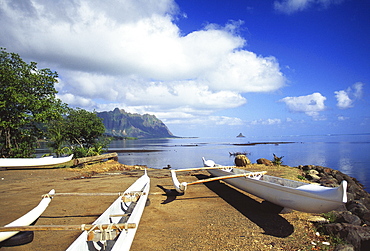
[1,0,369,138]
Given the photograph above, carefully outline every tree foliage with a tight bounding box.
[64,108,106,147]
[47,119,66,157]
[272,154,284,166]
[0,48,67,157]
[0,48,110,159]
[47,108,109,158]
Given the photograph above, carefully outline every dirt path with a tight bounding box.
[0,165,330,250]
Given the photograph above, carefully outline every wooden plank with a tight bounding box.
[53,192,123,196]
[0,223,136,232]
[109,214,130,217]
[73,152,118,165]
[53,193,158,197]
[53,192,147,197]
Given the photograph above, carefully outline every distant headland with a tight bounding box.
[97,108,177,139]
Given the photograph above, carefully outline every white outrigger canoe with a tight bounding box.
[66,171,150,251]
[171,165,347,213]
[0,155,73,168]
[0,189,55,243]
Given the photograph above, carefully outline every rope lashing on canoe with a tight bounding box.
[123,191,146,197]
[88,224,109,242]
[122,191,145,203]
[0,223,137,232]
[41,189,55,198]
[85,223,135,233]
[222,167,233,172]
[247,172,266,180]
[106,224,114,241]
[86,223,135,242]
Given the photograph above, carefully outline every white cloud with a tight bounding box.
[334,82,364,109]
[57,93,96,108]
[334,90,352,109]
[279,92,326,119]
[337,116,349,121]
[274,0,344,14]
[124,81,247,109]
[211,116,244,125]
[205,51,285,92]
[0,0,286,126]
[274,0,312,13]
[250,118,282,125]
[164,115,243,126]
[352,82,364,99]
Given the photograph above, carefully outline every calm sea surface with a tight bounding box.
[109,134,370,192]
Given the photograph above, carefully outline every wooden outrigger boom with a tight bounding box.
[171,169,266,193]
[0,223,136,232]
[171,166,235,172]
[186,171,267,186]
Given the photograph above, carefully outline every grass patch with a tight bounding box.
[239,164,310,182]
[321,211,337,223]
[65,159,147,179]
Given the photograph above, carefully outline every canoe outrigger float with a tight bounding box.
[0,189,55,244]
[0,155,73,168]
[171,160,347,213]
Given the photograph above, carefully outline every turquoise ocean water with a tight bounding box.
[109,133,370,192]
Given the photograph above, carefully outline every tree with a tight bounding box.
[272,154,284,166]
[0,48,67,157]
[64,108,105,147]
[55,108,108,158]
[47,119,67,157]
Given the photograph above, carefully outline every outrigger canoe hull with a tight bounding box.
[0,155,73,168]
[66,171,150,251]
[207,168,347,213]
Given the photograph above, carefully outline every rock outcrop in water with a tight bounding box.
[97,108,176,139]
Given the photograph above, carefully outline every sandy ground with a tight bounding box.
[0,163,332,250]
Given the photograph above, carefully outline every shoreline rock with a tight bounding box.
[296,165,370,250]
[235,155,251,166]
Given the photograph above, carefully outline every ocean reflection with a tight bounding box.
[288,142,329,167]
[110,134,370,191]
[338,156,352,175]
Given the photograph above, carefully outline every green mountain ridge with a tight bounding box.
[97,108,176,138]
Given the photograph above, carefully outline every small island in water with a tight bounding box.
[236,133,245,137]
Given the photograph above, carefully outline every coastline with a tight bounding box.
[232,142,295,146]
[106,136,370,192]
[0,161,328,250]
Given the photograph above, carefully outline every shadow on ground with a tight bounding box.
[156,185,184,204]
[194,174,294,238]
